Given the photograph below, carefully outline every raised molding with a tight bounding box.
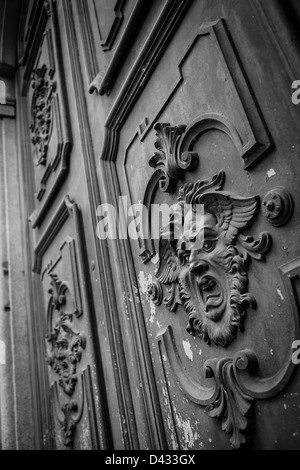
[61,0,143,449]
[21,0,51,94]
[90,0,193,100]
[33,195,71,274]
[27,0,72,229]
[101,0,128,52]
[63,0,168,448]
[35,194,112,449]
[76,0,99,83]
[83,366,101,450]
[89,0,151,96]
[99,16,272,172]
[250,0,298,82]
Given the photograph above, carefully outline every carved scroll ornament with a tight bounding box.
[30,65,56,166]
[143,120,299,450]
[151,171,271,348]
[46,273,86,447]
[149,122,199,193]
[46,274,86,396]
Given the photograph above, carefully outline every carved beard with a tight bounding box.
[179,245,257,348]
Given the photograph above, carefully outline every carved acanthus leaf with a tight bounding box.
[149,122,199,193]
[53,378,84,449]
[205,357,254,449]
[238,232,272,261]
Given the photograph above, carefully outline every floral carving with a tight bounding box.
[154,171,271,347]
[204,357,254,448]
[149,123,199,193]
[61,402,80,448]
[46,274,86,397]
[30,65,56,166]
[158,325,259,448]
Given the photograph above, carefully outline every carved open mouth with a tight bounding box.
[196,275,225,321]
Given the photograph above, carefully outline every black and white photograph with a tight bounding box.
[0,0,299,454]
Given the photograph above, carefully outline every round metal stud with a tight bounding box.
[262,188,293,227]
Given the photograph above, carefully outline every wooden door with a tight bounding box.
[18,0,300,450]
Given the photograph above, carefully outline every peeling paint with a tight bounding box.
[277,289,284,301]
[267,168,276,179]
[151,253,159,265]
[138,271,156,322]
[138,271,151,295]
[182,340,193,361]
[0,341,6,365]
[175,414,197,449]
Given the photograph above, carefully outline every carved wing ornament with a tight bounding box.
[150,168,271,348]
[144,120,297,449]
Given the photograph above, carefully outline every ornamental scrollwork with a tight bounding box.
[30,65,56,166]
[151,170,271,347]
[149,122,199,193]
[46,273,86,448]
[46,274,86,396]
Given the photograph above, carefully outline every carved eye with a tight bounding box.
[177,241,190,265]
[202,240,217,252]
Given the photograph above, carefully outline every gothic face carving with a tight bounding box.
[154,172,271,347]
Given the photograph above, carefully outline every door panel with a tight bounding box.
[97,0,300,450]
[18,0,300,450]
[19,0,116,449]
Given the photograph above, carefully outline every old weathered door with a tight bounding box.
[18,0,300,450]
[17,0,119,450]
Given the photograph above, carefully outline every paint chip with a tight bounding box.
[151,253,159,265]
[277,289,284,301]
[267,169,276,179]
[182,340,193,361]
[0,341,6,365]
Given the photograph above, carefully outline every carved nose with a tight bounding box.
[189,258,209,275]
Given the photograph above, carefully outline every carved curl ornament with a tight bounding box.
[144,120,298,449]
